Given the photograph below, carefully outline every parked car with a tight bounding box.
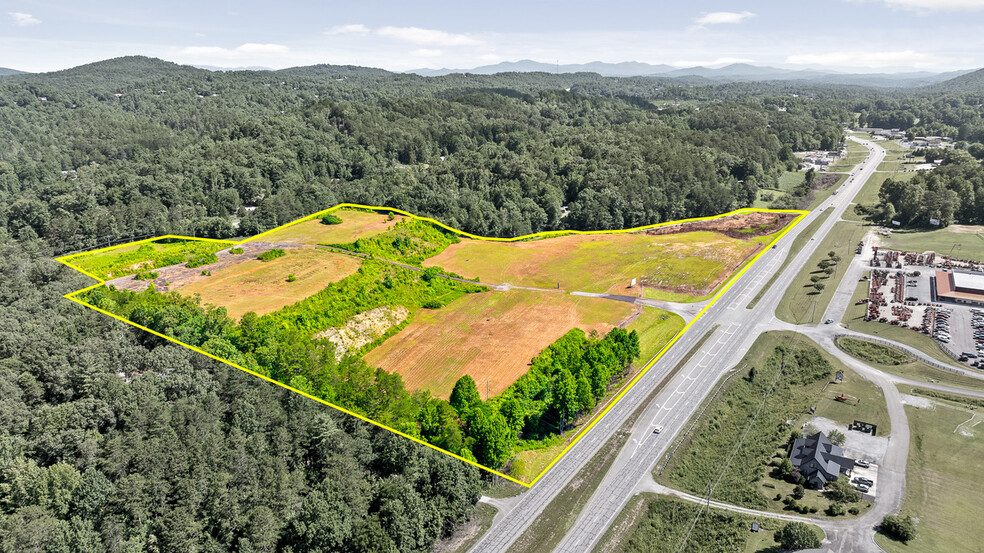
[855,459,870,468]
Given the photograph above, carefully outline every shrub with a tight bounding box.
[286,273,296,282]
[133,271,158,281]
[809,506,819,513]
[826,478,861,503]
[229,247,244,254]
[848,506,860,515]
[776,522,821,549]
[185,252,218,268]
[201,270,211,276]
[258,249,286,262]
[774,493,783,501]
[881,514,917,543]
[793,485,805,499]
[320,214,343,225]
[422,299,442,309]
[826,502,845,516]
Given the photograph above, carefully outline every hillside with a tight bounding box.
[0,67,26,76]
[923,67,984,93]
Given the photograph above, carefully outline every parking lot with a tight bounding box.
[851,463,879,500]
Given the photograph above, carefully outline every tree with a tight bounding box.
[747,366,757,382]
[793,484,805,500]
[775,457,794,479]
[450,375,482,421]
[775,521,821,549]
[881,514,917,543]
[823,267,835,276]
[810,275,822,284]
[814,282,826,292]
[828,250,837,258]
[826,477,861,503]
[827,429,846,446]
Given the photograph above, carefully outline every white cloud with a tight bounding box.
[9,12,40,26]
[785,49,959,69]
[694,11,756,25]
[178,43,289,59]
[377,26,482,46]
[325,24,369,35]
[853,0,984,12]
[672,56,754,67]
[411,48,443,57]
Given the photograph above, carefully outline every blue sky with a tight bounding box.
[3,0,984,72]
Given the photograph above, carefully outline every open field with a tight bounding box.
[840,277,964,368]
[656,332,888,515]
[66,238,234,280]
[364,289,644,398]
[884,225,984,262]
[594,493,824,553]
[426,230,766,298]
[176,247,361,319]
[777,220,866,325]
[254,209,405,245]
[875,392,984,553]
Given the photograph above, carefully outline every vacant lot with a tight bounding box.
[364,289,638,398]
[66,238,234,280]
[876,394,984,553]
[177,247,361,319]
[426,230,764,299]
[254,209,404,245]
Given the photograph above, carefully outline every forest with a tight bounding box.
[1,55,983,551]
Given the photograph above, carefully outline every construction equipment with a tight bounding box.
[835,393,859,405]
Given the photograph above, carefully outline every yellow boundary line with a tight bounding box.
[56,203,808,487]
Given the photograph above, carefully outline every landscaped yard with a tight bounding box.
[876,391,984,553]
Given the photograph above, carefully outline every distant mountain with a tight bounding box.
[407,60,972,88]
[407,59,675,77]
[923,67,984,93]
[0,67,26,76]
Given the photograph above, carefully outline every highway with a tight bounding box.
[468,136,892,553]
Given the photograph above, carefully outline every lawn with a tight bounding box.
[655,331,888,514]
[64,238,234,280]
[776,220,866,325]
[176,247,362,319]
[252,208,405,245]
[841,276,971,369]
[363,289,669,399]
[426,230,768,300]
[884,225,984,262]
[594,493,825,553]
[875,393,984,553]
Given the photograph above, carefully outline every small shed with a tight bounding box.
[751,522,760,533]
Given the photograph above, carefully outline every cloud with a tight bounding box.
[377,26,482,46]
[325,24,369,35]
[9,12,41,26]
[694,11,756,26]
[785,49,959,69]
[178,43,289,59]
[853,0,984,12]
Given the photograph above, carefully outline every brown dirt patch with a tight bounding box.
[643,211,795,240]
[314,306,410,360]
[364,290,633,399]
[255,209,404,245]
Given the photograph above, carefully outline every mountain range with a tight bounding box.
[406,60,972,88]
[0,67,26,76]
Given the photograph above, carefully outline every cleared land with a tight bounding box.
[777,220,866,325]
[255,209,404,245]
[67,238,233,280]
[364,289,639,398]
[426,230,767,299]
[177,247,361,319]
[876,393,984,553]
[884,225,984,263]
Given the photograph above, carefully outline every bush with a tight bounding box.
[286,273,296,282]
[201,270,211,276]
[133,271,158,281]
[848,506,860,515]
[826,478,861,503]
[776,522,821,549]
[422,299,442,309]
[826,502,845,516]
[881,514,917,543]
[229,247,244,254]
[793,485,805,499]
[320,214,343,225]
[258,248,286,262]
[774,493,783,501]
[185,252,218,268]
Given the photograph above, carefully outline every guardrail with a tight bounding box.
[833,332,970,375]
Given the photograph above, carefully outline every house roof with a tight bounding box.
[790,432,853,483]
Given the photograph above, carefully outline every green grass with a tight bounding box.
[777,221,866,325]
[435,502,498,553]
[835,335,984,393]
[593,493,824,553]
[747,208,834,309]
[875,392,984,553]
[884,226,984,262]
[655,331,888,513]
[65,238,234,280]
[836,336,914,365]
[840,277,966,369]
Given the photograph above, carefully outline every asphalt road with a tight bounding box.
[468,138,890,553]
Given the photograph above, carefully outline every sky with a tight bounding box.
[3,0,984,73]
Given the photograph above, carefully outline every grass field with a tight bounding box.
[875,392,984,553]
[363,289,658,398]
[777,220,867,325]
[177,247,361,319]
[655,331,888,514]
[426,231,766,299]
[67,238,234,280]
[884,225,984,262]
[254,209,404,245]
[594,493,824,553]
[837,333,984,392]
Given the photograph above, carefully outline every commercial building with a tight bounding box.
[934,270,984,306]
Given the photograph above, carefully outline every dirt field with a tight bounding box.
[176,247,361,319]
[642,211,794,240]
[253,209,405,245]
[364,290,635,399]
[424,230,764,297]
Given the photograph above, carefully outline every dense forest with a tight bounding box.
[2,55,983,551]
[871,149,984,227]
